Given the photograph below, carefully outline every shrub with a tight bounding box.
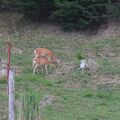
[15,0,55,20]
[51,0,120,30]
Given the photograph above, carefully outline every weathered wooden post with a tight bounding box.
[9,70,15,120]
[7,42,11,81]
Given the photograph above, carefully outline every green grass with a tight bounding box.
[0,16,120,119]
[97,58,120,75]
[14,72,120,120]
[15,88,41,120]
[40,88,120,120]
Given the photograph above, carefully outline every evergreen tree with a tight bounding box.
[0,0,120,30]
[15,0,55,20]
[51,0,120,30]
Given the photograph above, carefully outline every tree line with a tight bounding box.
[0,0,120,30]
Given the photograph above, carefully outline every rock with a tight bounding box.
[86,58,99,73]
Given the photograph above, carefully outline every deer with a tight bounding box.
[34,48,60,66]
[32,57,57,75]
[34,48,54,61]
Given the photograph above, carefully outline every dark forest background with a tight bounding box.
[0,0,120,30]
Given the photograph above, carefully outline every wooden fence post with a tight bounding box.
[9,70,15,120]
[7,42,11,94]
[7,42,11,81]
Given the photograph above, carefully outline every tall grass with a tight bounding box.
[15,88,41,120]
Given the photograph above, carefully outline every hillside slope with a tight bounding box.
[0,12,120,120]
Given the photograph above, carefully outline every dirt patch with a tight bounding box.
[84,49,97,58]
[12,47,23,55]
[91,75,120,86]
[11,65,22,75]
[64,81,81,89]
[99,45,119,58]
[49,62,77,79]
[85,58,99,73]
[0,101,8,120]
[86,19,120,40]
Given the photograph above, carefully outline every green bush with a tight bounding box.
[0,0,16,11]
[75,52,86,60]
[15,0,55,20]
[51,0,120,30]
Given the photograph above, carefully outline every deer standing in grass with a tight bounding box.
[33,48,60,75]
[34,48,54,60]
[33,57,56,75]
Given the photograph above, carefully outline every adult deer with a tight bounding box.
[34,48,54,60]
[34,48,60,66]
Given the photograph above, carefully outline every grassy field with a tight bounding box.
[0,12,120,120]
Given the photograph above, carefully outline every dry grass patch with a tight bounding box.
[91,75,120,86]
